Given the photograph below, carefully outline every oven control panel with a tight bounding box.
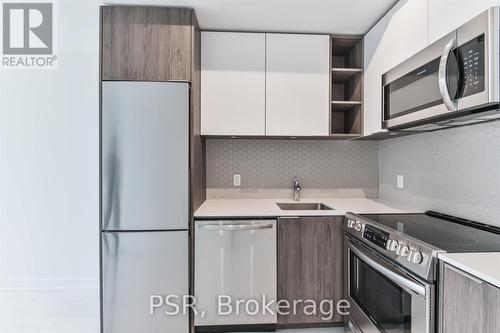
[345,213,436,281]
[362,225,389,250]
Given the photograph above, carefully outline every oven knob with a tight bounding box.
[407,250,415,262]
[397,245,411,257]
[386,240,399,251]
[412,251,423,264]
[354,222,363,232]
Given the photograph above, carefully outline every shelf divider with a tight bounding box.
[330,36,363,136]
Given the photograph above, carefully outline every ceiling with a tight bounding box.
[103,0,399,34]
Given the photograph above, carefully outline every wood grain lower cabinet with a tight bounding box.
[101,6,194,81]
[441,263,500,333]
[277,216,344,326]
[441,264,484,332]
[484,283,500,332]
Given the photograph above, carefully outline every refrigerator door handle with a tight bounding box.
[198,222,274,231]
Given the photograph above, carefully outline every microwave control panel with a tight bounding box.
[459,34,485,98]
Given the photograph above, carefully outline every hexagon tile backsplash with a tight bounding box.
[206,139,379,196]
[206,121,500,225]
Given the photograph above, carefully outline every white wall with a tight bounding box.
[1,0,100,289]
[379,121,500,226]
[1,1,101,332]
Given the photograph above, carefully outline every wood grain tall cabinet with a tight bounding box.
[100,5,206,215]
[100,7,205,333]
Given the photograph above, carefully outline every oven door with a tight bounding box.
[344,237,434,333]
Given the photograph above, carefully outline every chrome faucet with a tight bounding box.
[293,176,301,201]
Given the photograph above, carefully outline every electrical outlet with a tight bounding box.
[233,174,241,187]
[397,175,404,189]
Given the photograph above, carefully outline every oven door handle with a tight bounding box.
[350,245,427,296]
[438,38,457,111]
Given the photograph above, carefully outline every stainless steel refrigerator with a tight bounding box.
[101,81,189,333]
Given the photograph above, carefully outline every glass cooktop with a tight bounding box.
[362,212,500,253]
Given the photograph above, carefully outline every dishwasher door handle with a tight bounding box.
[198,222,274,231]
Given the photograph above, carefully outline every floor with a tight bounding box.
[0,289,343,333]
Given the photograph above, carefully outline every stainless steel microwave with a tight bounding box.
[382,7,500,131]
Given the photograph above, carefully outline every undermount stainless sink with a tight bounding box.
[276,202,334,211]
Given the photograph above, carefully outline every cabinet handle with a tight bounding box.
[351,244,427,296]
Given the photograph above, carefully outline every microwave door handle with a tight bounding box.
[350,245,427,296]
[438,38,457,111]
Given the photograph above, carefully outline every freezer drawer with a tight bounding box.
[102,231,188,333]
[194,220,277,326]
[101,81,189,231]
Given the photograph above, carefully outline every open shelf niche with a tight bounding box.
[330,36,363,137]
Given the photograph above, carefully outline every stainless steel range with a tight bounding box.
[343,211,500,333]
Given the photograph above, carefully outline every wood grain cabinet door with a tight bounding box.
[442,263,500,333]
[484,283,500,332]
[101,6,193,81]
[277,216,344,326]
[442,264,485,333]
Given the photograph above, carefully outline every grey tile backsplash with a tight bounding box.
[379,121,500,225]
[206,139,379,194]
[206,122,500,226]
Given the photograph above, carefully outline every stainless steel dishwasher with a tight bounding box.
[194,219,277,327]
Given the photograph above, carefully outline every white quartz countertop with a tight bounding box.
[194,198,420,218]
[439,253,500,288]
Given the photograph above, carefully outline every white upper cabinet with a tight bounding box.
[363,0,429,136]
[265,34,330,136]
[428,0,500,44]
[202,32,329,137]
[201,32,266,136]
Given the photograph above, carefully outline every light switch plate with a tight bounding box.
[397,175,404,189]
[233,174,241,187]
